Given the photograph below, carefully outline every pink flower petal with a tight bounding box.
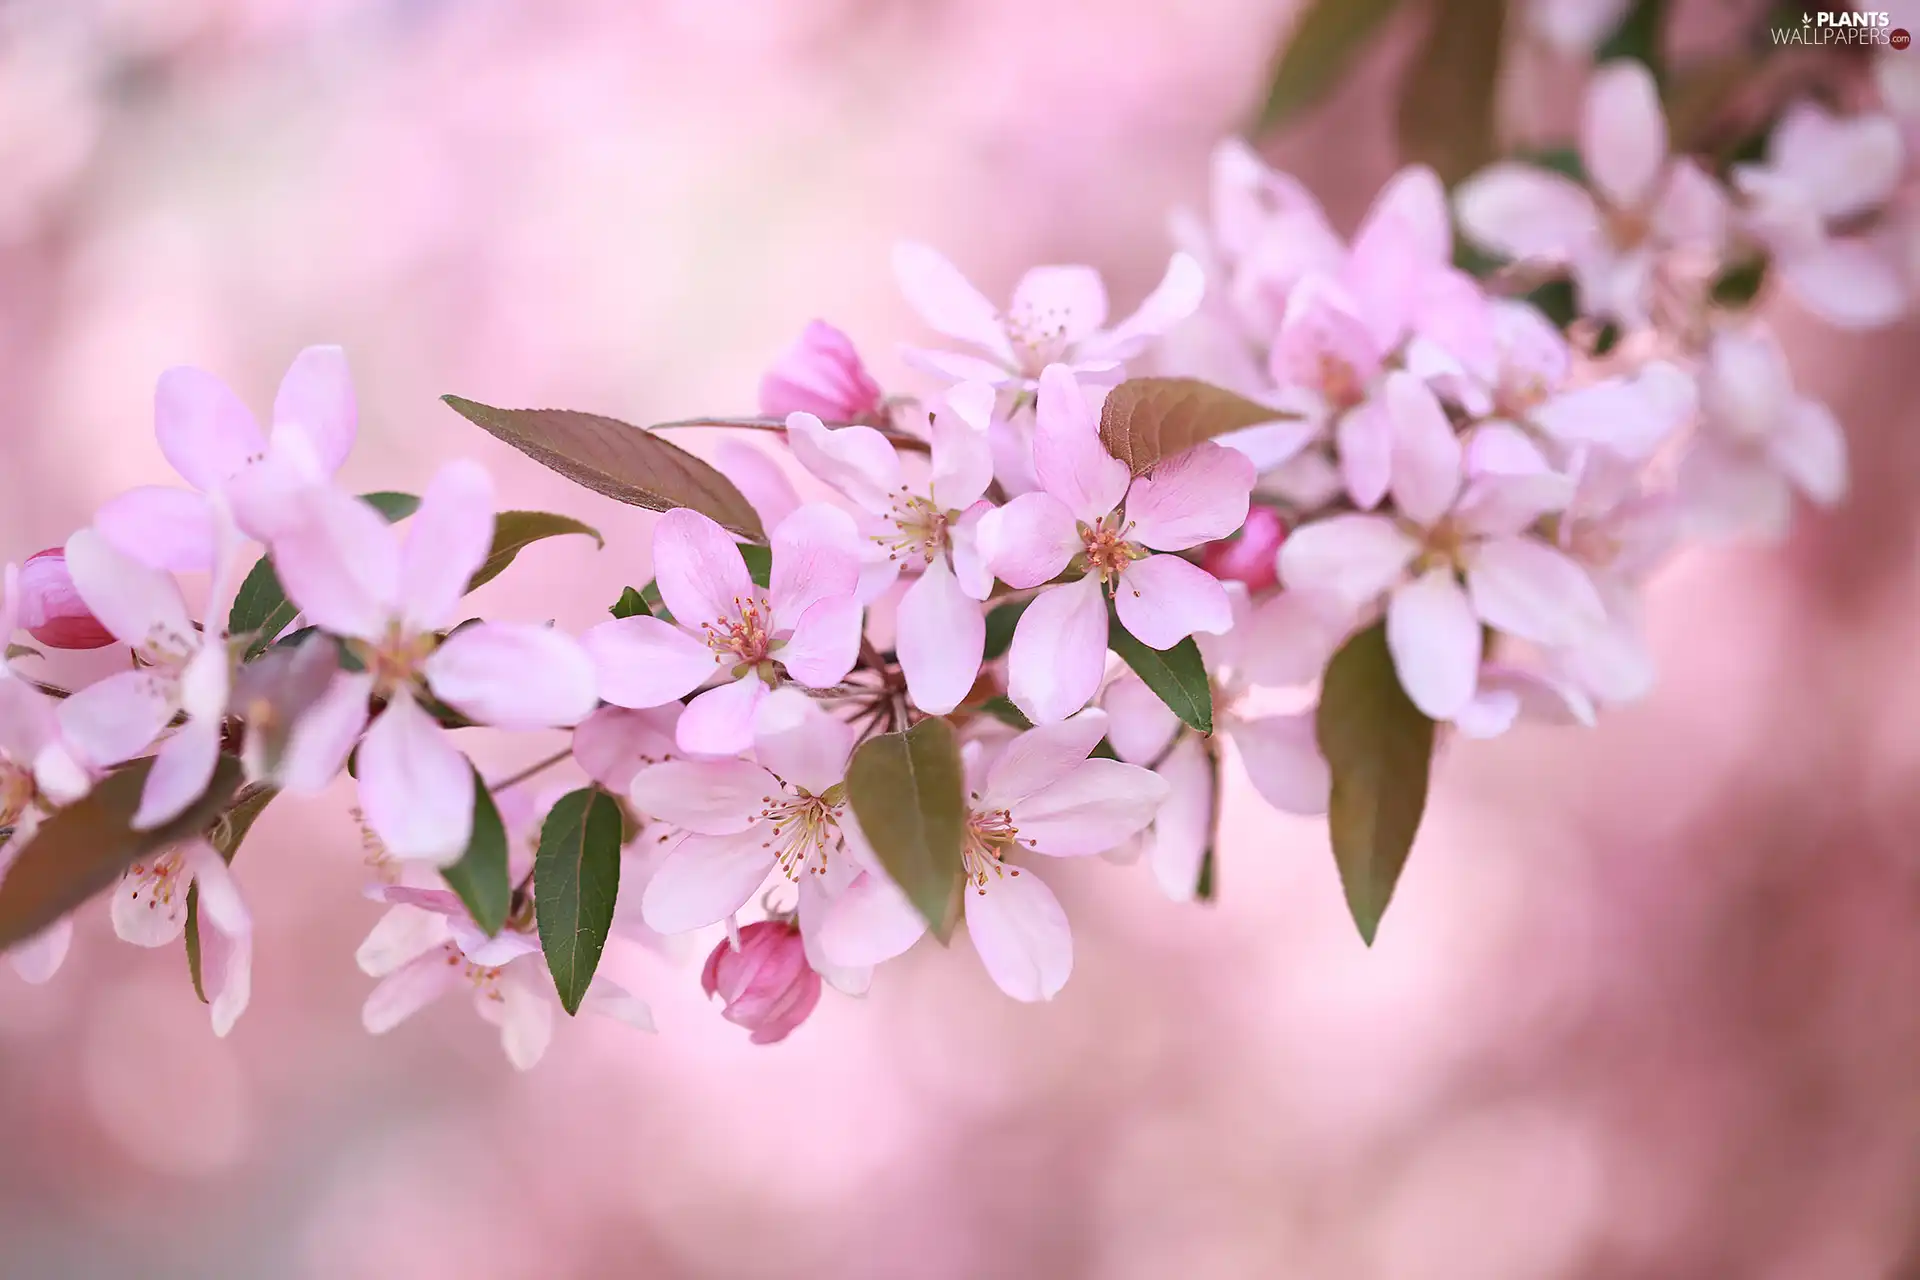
[271,345,357,477]
[1011,758,1170,856]
[492,974,554,1070]
[1278,513,1419,604]
[1234,589,1353,688]
[675,676,769,757]
[1583,60,1667,210]
[183,838,250,938]
[1385,372,1463,526]
[1269,277,1383,402]
[1115,554,1232,648]
[895,556,984,716]
[1466,535,1606,645]
[1007,575,1108,725]
[572,705,681,794]
[927,383,998,510]
[580,616,718,709]
[817,869,928,968]
[757,320,884,423]
[1010,264,1109,347]
[1102,672,1180,766]
[8,919,71,985]
[1386,569,1482,720]
[363,947,464,1034]
[1031,364,1130,523]
[1080,252,1207,363]
[1774,239,1909,330]
[653,507,755,627]
[777,595,861,688]
[62,528,195,658]
[630,758,778,834]
[425,622,598,730]
[784,412,902,513]
[892,242,1015,362]
[399,460,494,635]
[1122,442,1255,552]
[977,491,1081,589]
[769,502,861,623]
[358,692,474,865]
[981,707,1112,810]
[274,670,373,793]
[752,687,854,795]
[1337,396,1393,511]
[57,669,174,768]
[1767,399,1847,507]
[1228,711,1330,816]
[153,365,265,492]
[640,829,774,933]
[132,718,222,830]
[268,486,401,641]
[355,903,452,977]
[93,487,218,575]
[1147,735,1213,900]
[712,440,803,534]
[965,868,1072,1002]
[1453,163,1599,262]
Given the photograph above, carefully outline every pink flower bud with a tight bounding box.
[758,320,884,423]
[16,548,115,649]
[701,920,821,1045]
[1200,506,1286,593]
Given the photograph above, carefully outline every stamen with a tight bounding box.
[756,788,846,879]
[698,596,774,665]
[961,806,1029,893]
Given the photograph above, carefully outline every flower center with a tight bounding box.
[876,491,952,566]
[1080,515,1144,585]
[351,623,439,696]
[700,596,777,674]
[1003,305,1073,374]
[1605,201,1653,251]
[1318,352,1367,411]
[756,785,846,879]
[961,803,1031,891]
[443,942,509,997]
[124,850,187,913]
[1495,374,1552,421]
[1411,516,1469,573]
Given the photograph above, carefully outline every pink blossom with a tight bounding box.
[701,920,821,1045]
[893,242,1205,389]
[1733,101,1908,329]
[266,460,600,863]
[61,503,249,830]
[977,365,1251,723]
[111,838,252,1036]
[94,346,359,573]
[1455,61,1728,327]
[1679,326,1847,543]
[1279,374,1606,721]
[785,381,996,713]
[572,703,681,795]
[1524,0,1631,54]
[819,709,1168,1002]
[1200,505,1286,592]
[581,504,861,756]
[0,827,72,985]
[0,563,91,814]
[15,549,115,649]
[758,320,886,423]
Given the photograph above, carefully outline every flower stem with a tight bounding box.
[489,747,574,794]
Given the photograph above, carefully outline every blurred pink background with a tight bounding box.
[4,1,1920,1276]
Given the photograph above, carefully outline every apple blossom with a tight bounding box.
[113,838,252,1035]
[759,320,886,423]
[979,364,1252,723]
[701,920,821,1045]
[1200,505,1287,592]
[15,549,115,649]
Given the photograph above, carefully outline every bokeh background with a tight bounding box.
[2,1,1919,1276]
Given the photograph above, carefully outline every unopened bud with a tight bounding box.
[700,920,820,1045]
[758,321,884,423]
[1199,506,1286,592]
[17,548,115,649]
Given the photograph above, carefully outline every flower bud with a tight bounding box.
[1199,506,1286,593]
[758,320,884,423]
[16,548,115,649]
[701,920,821,1045]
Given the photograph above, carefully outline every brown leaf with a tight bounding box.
[1098,378,1297,476]
[1395,0,1509,186]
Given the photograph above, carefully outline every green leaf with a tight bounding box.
[1315,622,1437,945]
[845,717,967,941]
[974,695,1032,730]
[982,598,1030,661]
[442,771,511,936]
[1521,145,1586,183]
[610,587,650,619]
[466,510,603,593]
[1596,0,1667,83]
[1710,258,1769,309]
[535,786,625,1015]
[739,543,773,589]
[185,785,279,1002]
[1395,0,1508,185]
[1253,0,1407,134]
[0,756,244,950]
[1525,279,1579,330]
[441,396,766,542]
[231,491,420,656]
[1099,378,1296,476]
[1106,605,1213,735]
[638,581,671,622]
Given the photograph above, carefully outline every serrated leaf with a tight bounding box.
[231,491,421,657]
[1315,622,1436,945]
[466,510,603,594]
[1099,378,1294,476]
[185,785,279,1002]
[535,786,625,1015]
[441,396,765,542]
[442,770,510,936]
[1106,605,1213,735]
[610,587,649,619]
[1396,0,1507,185]
[845,717,967,941]
[982,598,1030,661]
[0,756,243,950]
[1253,0,1407,134]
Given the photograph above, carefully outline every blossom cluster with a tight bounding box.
[0,39,1909,1064]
